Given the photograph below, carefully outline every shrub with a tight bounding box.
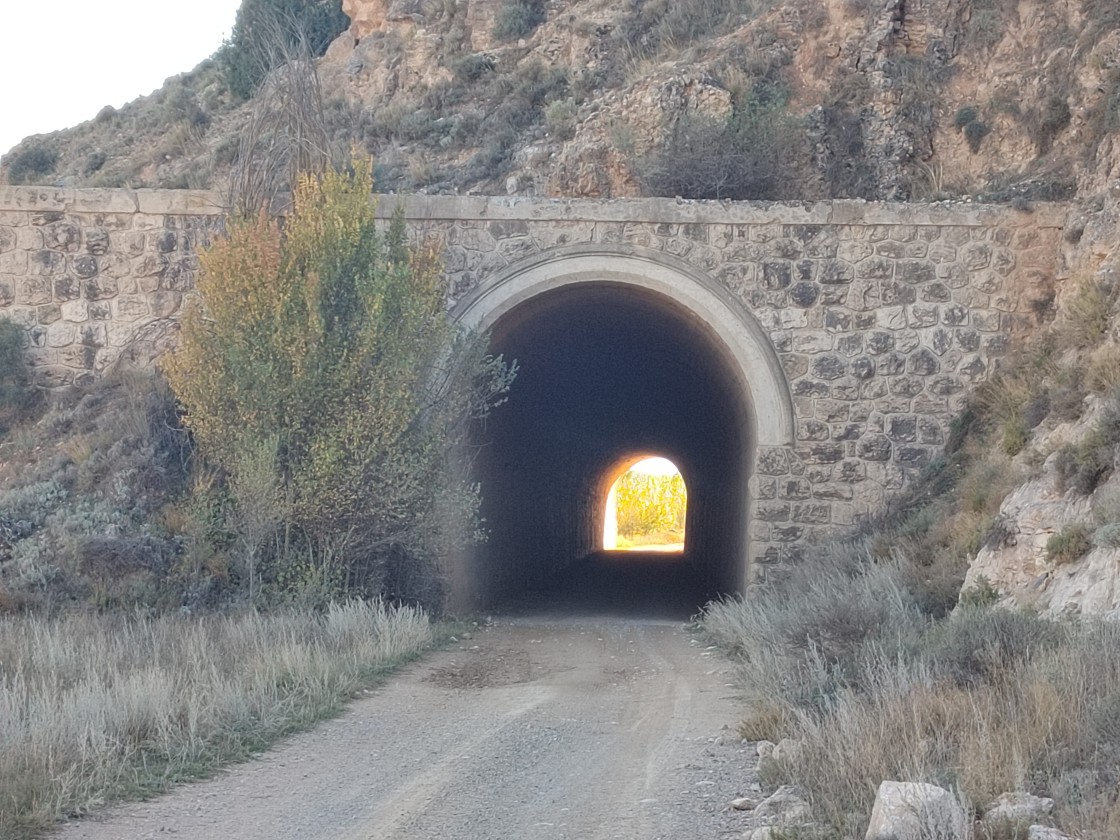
[953,106,980,128]
[922,606,1064,686]
[1046,523,1093,565]
[492,0,546,41]
[615,471,686,539]
[544,98,578,140]
[1055,405,1120,496]
[1093,522,1120,548]
[163,161,515,607]
[1001,414,1029,455]
[634,86,804,200]
[452,53,496,83]
[5,145,58,185]
[1032,95,1072,156]
[1057,278,1115,351]
[963,118,991,153]
[618,0,767,56]
[958,574,1000,608]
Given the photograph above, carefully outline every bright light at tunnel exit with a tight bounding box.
[603,458,687,552]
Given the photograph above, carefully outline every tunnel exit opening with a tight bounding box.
[602,456,687,553]
[448,246,794,614]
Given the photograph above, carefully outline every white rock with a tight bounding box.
[865,781,968,840]
[744,828,776,840]
[730,797,756,811]
[752,785,812,826]
[984,791,1055,825]
[1028,827,1072,840]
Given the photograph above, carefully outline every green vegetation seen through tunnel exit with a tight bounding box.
[603,457,687,552]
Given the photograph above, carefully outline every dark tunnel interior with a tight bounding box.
[464,282,752,616]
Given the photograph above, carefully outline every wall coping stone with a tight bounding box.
[374,195,1069,229]
[0,188,1067,229]
[0,187,225,216]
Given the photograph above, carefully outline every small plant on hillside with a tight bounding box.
[1055,404,1120,496]
[634,84,804,200]
[1032,94,1073,156]
[164,161,515,607]
[4,145,58,185]
[958,574,1000,608]
[953,104,993,154]
[1046,523,1093,565]
[492,0,546,41]
[1057,278,1116,350]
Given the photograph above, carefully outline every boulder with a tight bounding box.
[984,791,1055,826]
[865,781,967,840]
[1028,827,1073,840]
[752,785,812,826]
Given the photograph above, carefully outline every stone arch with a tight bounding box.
[453,244,794,446]
[450,243,794,608]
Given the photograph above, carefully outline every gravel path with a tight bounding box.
[57,615,759,840]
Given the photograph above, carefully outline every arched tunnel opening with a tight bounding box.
[464,281,753,616]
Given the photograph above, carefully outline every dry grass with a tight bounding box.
[704,548,1120,838]
[0,601,433,838]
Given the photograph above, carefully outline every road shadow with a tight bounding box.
[502,551,722,623]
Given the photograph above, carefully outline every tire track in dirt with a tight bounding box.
[57,617,758,840]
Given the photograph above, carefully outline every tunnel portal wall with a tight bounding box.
[376,195,1064,585]
[0,188,1065,590]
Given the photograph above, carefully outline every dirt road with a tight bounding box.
[58,612,757,840]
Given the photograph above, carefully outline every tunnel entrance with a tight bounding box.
[449,246,794,614]
[467,282,748,613]
[602,456,686,552]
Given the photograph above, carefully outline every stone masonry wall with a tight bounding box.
[375,195,1066,567]
[0,188,1066,570]
[0,187,224,387]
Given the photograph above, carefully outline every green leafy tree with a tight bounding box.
[164,161,514,606]
[220,0,350,100]
[616,472,687,539]
[0,318,38,435]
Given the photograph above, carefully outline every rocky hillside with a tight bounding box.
[2,0,1118,203]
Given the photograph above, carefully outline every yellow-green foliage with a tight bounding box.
[616,471,686,539]
[164,161,514,604]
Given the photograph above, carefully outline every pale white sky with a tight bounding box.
[1,0,244,156]
[630,457,681,477]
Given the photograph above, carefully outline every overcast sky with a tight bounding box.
[1,0,243,157]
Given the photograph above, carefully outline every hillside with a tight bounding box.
[2,0,1118,204]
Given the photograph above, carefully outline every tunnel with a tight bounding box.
[462,279,754,614]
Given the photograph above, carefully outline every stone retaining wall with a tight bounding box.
[0,187,224,387]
